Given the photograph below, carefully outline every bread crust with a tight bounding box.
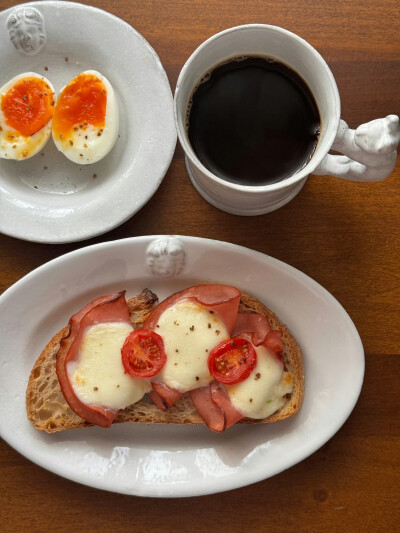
[26,289,304,432]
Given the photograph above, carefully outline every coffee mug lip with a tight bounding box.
[174,23,341,193]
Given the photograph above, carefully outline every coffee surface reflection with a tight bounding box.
[187,56,320,186]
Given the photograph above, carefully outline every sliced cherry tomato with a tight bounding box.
[121,329,166,378]
[208,337,257,385]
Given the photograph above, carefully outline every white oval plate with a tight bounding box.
[0,2,176,243]
[0,236,364,497]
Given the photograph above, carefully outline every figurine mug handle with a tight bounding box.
[174,24,400,215]
[313,115,399,181]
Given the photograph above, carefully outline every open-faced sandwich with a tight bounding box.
[26,284,304,433]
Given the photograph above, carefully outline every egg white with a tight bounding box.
[0,72,55,161]
[52,70,119,165]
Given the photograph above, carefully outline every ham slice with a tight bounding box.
[190,382,243,432]
[232,312,283,358]
[56,291,131,428]
[144,284,241,334]
[190,386,226,432]
[231,312,271,346]
[148,382,182,411]
[210,381,242,428]
[148,390,166,411]
[264,330,284,362]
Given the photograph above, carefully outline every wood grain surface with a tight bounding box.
[0,0,399,532]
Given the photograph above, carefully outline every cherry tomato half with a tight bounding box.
[208,337,257,385]
[121,329,166,378]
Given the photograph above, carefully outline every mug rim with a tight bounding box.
[174,23,341,193]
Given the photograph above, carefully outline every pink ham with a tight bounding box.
[144,284,241,334]
[190,381,243,432]
[232,312,283,358]
[56,291,131,428]
[148,390,166,411]
[231,312,271,346]
[210,381,242,428]
[264,330,284,362]
[190,386,226,432]
[148,382,182,411]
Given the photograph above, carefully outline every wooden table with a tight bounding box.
[0,0,399,531]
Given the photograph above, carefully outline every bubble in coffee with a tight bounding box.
[187,55,321,186]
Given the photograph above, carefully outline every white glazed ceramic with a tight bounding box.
[0,2,176,243]
[174,25,400,215]
[0,235,364,497]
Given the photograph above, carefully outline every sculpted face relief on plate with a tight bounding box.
[174,24,400,215]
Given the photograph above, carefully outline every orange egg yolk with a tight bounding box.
[1,77,54,137]
[52,73,107,139]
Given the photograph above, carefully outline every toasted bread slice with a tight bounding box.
[26,289,159,432]
[26,289,304,432]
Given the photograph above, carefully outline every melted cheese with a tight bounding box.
[226,344,293,419]
[67,322,151,409]
[155,300,229,392]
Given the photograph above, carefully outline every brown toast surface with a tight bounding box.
[26,289,304,432]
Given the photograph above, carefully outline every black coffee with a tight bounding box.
[187,56,320,186]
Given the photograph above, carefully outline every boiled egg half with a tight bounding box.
[52,70,119,164]
[0,72,55,160]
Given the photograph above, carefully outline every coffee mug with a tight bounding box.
[174,24,400,215]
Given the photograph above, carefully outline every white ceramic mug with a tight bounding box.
[174,24,400,215]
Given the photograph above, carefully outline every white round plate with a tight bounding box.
[0,236,364,497]
[0,2,176,243]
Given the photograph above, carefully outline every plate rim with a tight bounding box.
[0,235,365,497]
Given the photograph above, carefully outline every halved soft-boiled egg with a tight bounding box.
[0,72,55,160]
[52,70,119,164]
